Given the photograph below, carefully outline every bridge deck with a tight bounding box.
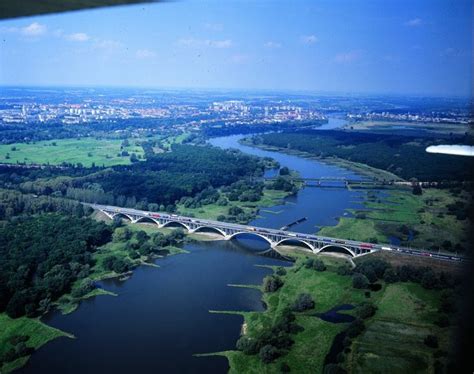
[87,203,465,262]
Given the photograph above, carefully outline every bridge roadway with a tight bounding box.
[88,203,465,262]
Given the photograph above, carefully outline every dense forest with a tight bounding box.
[255,130,474,181]
[0,144,267,211]
[0,214,112,318]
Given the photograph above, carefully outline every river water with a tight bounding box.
[21,117,367,373]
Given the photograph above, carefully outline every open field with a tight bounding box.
[0,137,145,167]
[347,282,448,374]
[319,188,471,252]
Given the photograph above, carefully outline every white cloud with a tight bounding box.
[21,22,47,36]
[301,35,318,45]
[334,51,360,63]
[93,39,124,50]
[177,38,232,48]
[136,49,156,59]
[229,54,250,64]
[204,23,223,31]
[65,32,90,42]
[405,18,423,27]
[264,41,282,49]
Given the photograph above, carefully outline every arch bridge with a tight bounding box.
[89,203,382,258]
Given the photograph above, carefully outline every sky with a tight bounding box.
[0,0,472,97]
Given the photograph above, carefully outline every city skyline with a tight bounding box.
[0,0,472,97]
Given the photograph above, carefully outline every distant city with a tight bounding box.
[0,88,471,130]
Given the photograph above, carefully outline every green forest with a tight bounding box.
[254,130,474,182]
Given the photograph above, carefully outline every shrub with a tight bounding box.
[352,273,369,289]
[259,344,280,364]
[263,275,284,292]
[292,293,315,312]
[357,302,377,319]
[346,319,365,338]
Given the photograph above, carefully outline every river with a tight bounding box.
[21,117,367,373]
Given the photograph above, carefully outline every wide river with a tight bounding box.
[21,118,366,373]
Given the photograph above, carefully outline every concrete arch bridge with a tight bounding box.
[91,203,380,258]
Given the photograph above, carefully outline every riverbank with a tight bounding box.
[0,217,191,374]
[208,252,454,373]
[239,138,403,182]
[239,138,471,254]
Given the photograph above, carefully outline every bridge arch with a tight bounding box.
[135,216,160,226]
[275,238,315,252]
[112,212,134,222]
[318,244,356,257]
[161,220,190,232]
[227,231,274,247]
[192,226,227,237]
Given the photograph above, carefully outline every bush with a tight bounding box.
[352,273,369,289]
[259,344,280,364]
[336,265,352,276]
[276,267,287,276]
[346,319,365,338]
[383,268,399,283]
[71,279,95,298]
[305,258,326,271]
[292,293,315,312]
[357,303,377,319]
[263,275,284,293]
[236,336,259,355]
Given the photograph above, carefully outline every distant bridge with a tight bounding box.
[88,204,465,262]
[264,176,405,188]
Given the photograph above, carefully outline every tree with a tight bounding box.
[313,259,326,272]
[421,270,438,289]
[292,293,315,312]
[352,273,369,289]
[259,344,280,364]
[130,153,139,163]
[263,276,283,292]
[383,268,399,283]
[412,184,423,195]
[357,303,377,319]
[236,336,259,355]
[279,166,290,176]
[346,319,365,338]
[136,230,150,245]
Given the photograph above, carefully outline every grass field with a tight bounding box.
[214,256,371,373]
[319,188,470,252]
[176,187,290,222]
[0,137,145,167]
[208,254,451,373]
[347,282,447,374]
[0,314,73,373]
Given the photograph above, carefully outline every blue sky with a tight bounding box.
[0,0,472,96]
